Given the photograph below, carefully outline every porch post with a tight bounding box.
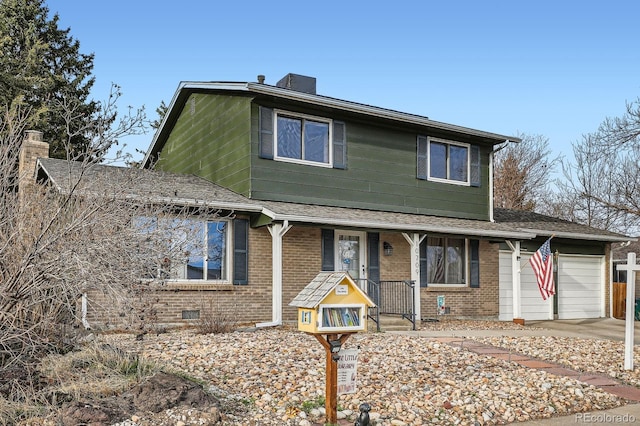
[617,252,640,370]
[257,220,292,327]
[402,233,427,323]
[505,240,522,320]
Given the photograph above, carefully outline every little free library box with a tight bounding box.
[289,271,376,334]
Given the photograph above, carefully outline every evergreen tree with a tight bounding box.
[0,0,99,158]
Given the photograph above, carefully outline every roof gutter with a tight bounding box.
[266,212,535,240]
[518,228,635,243]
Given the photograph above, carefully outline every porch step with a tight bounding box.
[368,315,414,332]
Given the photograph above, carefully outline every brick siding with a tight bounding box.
[420,240,499,319]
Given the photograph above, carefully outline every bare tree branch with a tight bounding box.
[493,133,560,212]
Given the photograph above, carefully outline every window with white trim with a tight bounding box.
[134,217,231,282]
[260,107,347,169]
[428,137,469,184]
[275,110,332,166]
[417,136,481,186]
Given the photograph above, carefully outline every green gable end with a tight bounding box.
[155,93,252,196]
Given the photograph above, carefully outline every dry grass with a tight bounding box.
[0,340,159,425]
[39,342,158,400]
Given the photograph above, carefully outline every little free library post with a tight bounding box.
[289,271,376,425]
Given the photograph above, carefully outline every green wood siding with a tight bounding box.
[501,240,607,256]
[155,93,252,195]
[251,114,491,220]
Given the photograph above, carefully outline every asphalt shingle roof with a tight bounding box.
[36,158,632,242]
[493,208,630,242]
[37,157,262,211]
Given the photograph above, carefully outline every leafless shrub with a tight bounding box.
[0,87,212,369]
[195,300,238,334]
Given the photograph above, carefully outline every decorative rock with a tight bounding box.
[102,322,628,426]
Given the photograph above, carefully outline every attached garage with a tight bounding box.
[556,254,604,319]
[499,251,605,321]
[493,208,632,322]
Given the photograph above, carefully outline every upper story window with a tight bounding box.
[133,217,249,284]
[260,106,346,169]
[430,139,468,183]
[276,111,331,166]
[417,135,481,187]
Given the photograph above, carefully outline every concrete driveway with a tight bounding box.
[526,317,640,343]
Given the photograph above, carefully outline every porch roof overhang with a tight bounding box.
[257,201,535,240]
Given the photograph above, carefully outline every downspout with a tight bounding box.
[257,220,292,327]
[402,232,427,323]
[489,141,510,222]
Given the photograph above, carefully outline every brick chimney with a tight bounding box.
[18,130,49,198]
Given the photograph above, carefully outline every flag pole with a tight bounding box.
[518,235,555,272]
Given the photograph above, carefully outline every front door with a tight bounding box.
[335,231,367,281]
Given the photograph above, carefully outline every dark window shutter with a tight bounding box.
[321,229,334,271]
[419,239,428,287]
[333,121,347,169]
[367,232,380,284]
[417,135,428,180]
[233,219,249,285]
[259,106,274,159]
[470,145,480,187]
[470,239,480,288]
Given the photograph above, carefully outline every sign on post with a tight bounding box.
[337,348,359,395]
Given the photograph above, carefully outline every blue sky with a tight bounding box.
[47,1,640,165]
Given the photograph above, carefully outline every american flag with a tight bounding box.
[529,238,555,300]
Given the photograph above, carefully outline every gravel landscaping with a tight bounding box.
[103,320,635,425]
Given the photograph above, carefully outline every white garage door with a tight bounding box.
[499,251,604,321]
[557,254,604,319]
[499,251,552,321]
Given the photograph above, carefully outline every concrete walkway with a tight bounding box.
[402,317,640,342]
[392,318,640,425]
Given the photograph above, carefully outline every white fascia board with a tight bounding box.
[140,196,263,212]
[271,213,535,239]
[519,228,635,243]
[36,159,61,190]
